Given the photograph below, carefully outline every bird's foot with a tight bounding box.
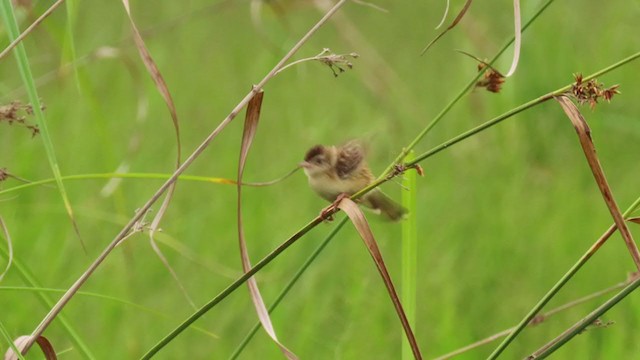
[319,193,350,222]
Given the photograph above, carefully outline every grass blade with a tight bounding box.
[0,168,300,197]
[0,286,218,339]
[121,0,189,309]
[0,243,95,359]
[63,0,80,90]
[401,152,418,360]
[529,276,640,359]
[236,90,297,358]
[556,95,640,269]
[0,321,26,360]
[504,0,521,77]
[486,194,640,360]
[228,217,348,359]
[0,0,65,60]
[338,198,422,359]
[434,0,450,29]
[0,0,85,251]
[420,0,473,55]
[0,217,13,282]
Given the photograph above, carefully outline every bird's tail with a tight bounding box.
[365,189,408,221]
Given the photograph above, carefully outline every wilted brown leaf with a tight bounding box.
[236,90,297,359]
[337,198,422,360]
[556,95,640,270]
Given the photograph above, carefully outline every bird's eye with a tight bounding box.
[313,157,322,164]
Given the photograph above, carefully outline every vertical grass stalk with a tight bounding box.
[401,151,418,360]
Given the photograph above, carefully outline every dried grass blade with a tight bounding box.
[0,217,13,282]
[121,0,181,142]
[237,90,296,359]
[434,0,450,29]
[121,0,182,207]
[337,198,422,360]
[0,0,85,252]
[628,217,640,225]
[555,95,640,270]
[420,0,473,55]
[0,0,65,60]
[504,0,521,77]
[121,0,188,308]
[4,335,56,360]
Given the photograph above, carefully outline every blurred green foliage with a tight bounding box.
[1,1,640,359]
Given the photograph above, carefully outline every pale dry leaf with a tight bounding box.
[237,89,297,359]
[0,218,13,282]
[5,335,56,360]
[505,0,521,77]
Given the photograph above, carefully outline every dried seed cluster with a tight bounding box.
[570,73,620,109]
[476,63,505,93]
[317,48,359,77]
[0,101,40,137]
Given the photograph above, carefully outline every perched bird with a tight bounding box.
[300,141,407,221]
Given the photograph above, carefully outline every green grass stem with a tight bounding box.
[401,151,418,360]
[486,194,640,360]
[532,277,640,359]
[0,320,26,360]
[380,0,556,177]
[228,217,348,359]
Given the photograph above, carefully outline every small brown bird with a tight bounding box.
[300,141,407,221]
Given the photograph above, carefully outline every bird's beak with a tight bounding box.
[299,161,310,168]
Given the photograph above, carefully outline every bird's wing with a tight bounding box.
[336,141,364,179]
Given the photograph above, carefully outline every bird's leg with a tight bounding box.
[319,193,350,222]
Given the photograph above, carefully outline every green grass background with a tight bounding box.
[1,0,640,358]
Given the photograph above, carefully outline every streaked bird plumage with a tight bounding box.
[300,141,407,221]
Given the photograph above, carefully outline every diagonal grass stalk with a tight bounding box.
[0,240,95,359]
[228,217,348,359]
[531,276,640,359]
[486,194,640,359]
[380,0,557,177]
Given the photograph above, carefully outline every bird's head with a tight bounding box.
[300,145,333,177]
